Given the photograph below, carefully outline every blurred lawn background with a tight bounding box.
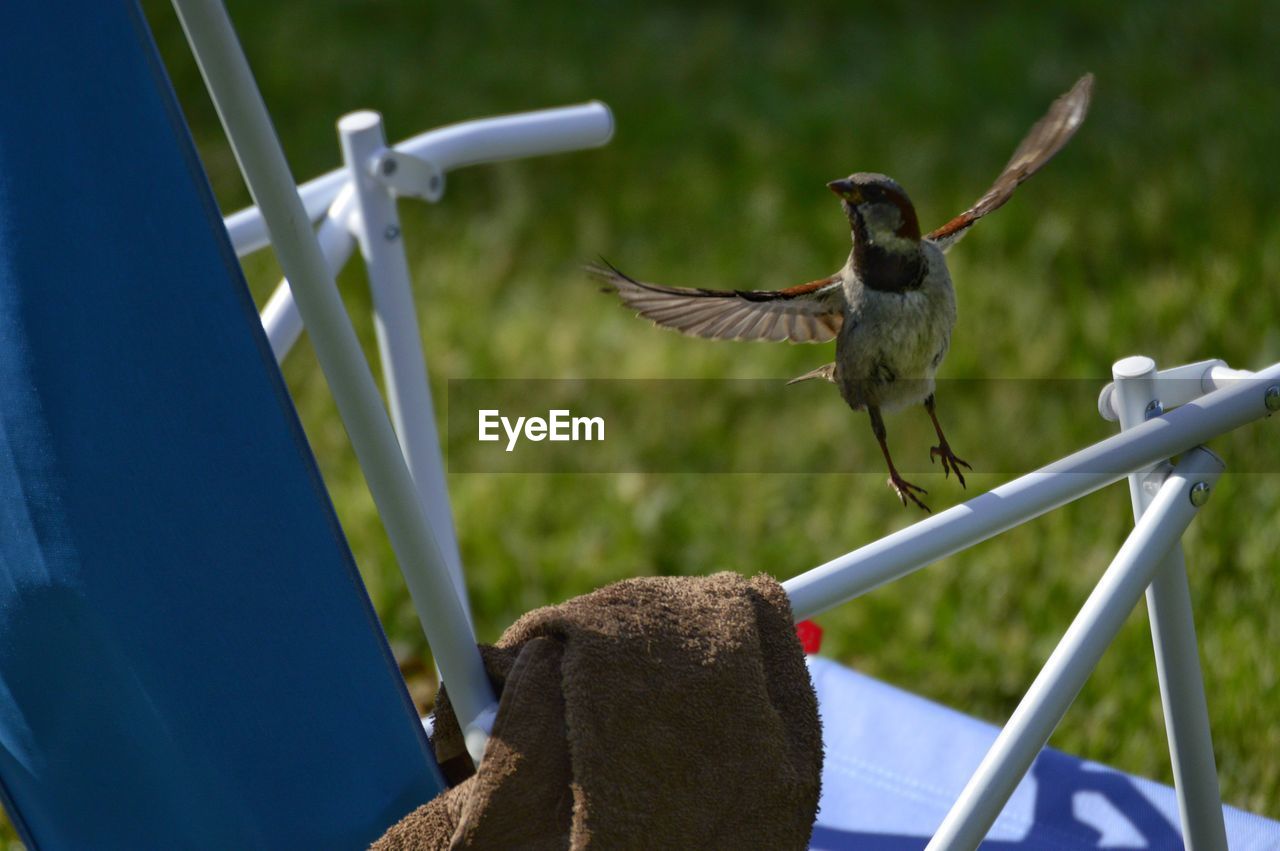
[135,0,1278,824]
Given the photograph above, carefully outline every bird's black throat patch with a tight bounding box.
[855,242,926,293]
[847,207,926,293]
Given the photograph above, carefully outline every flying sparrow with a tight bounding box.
[592,75,1093,511]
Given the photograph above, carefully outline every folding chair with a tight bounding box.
[1,0,607,844]
[4,1,1279,849]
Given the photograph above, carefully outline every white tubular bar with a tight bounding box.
[783,361,1280,620]
[1098,357,1256,421]
[339,110,470,626]
[225,100,615,255]
[926,447,1224,850]
[1111,358,1228,849]
[260,185,356,361]
[171,0,497,746]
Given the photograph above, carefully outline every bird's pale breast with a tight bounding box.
[835,241,956,411]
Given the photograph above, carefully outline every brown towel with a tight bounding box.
[373,572,822,850]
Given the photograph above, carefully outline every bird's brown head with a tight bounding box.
[827,173,922,242]
[827,173,925,292]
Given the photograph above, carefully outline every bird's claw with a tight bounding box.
[887,474,930,513]
[930,442,972,488]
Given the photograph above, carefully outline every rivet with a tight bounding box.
[1265,385,1280,413]
[1189,482,1211,507]
[384,224,400,241]
[380,157,398,176]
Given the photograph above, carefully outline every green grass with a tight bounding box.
[24,0,1277,838]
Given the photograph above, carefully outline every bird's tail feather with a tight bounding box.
[787,363,836,385]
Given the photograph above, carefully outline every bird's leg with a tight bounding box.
[925,393,972,488]
[868,406,929,512]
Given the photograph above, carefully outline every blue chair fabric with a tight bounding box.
[808,656,1279,849]
[0,2,445,847]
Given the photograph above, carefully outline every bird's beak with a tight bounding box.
[827,178,860,202]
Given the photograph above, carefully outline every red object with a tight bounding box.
[795,620,823,655]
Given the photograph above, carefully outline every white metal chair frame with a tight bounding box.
[175,1,1276,846]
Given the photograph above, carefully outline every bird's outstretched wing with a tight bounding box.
[926,73,1094,252]
[590,260,845,343]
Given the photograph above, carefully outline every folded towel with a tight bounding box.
[373,572,822,850]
